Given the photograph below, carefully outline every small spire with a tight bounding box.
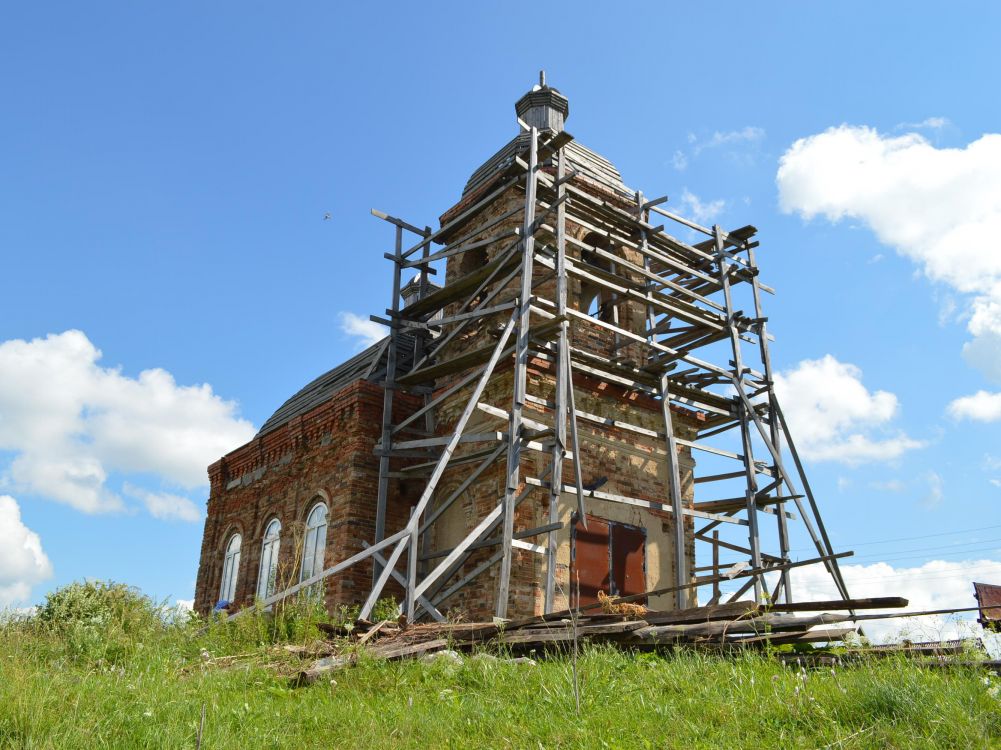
[539,70,546,87]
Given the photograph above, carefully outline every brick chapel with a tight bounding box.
[193,81,700,619]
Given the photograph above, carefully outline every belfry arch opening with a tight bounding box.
[578,232,617,324]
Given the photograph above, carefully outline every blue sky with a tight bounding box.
[2,3,1000,638]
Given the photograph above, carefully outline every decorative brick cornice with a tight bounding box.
[208,379,388,497]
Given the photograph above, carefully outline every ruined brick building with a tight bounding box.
[195,77,851,620]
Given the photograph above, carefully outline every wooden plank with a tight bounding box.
[735,627,856,645]
[404,226,520,268]
[643,601,760,626]
[693,495,798,515]
[431,551,503,608]
[766,596,908,613]
[362,543,444,622]
[477,401,549,432]
[523,476,748,526]
[633,612,851,641]
[397,339,514,386]
[419,444,505,533]
[402,250,520,319]
[359,535,409,620]
[230,528,410,621]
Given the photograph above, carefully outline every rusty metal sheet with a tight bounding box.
[610,522,646,603]
[571,516,610,609]
[973,581,1001,632]
[572,515,648,608]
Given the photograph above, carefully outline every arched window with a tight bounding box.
[219,533,241,603]
[300,501,328,583]
[579,234,617,324]
[256,519,281,601]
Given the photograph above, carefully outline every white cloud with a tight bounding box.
[692,126,765,156]
[670,150,688,171]
[0,330,255,515]
[777,125,1001,385]
[0,495,52,607]
[922,471,945,509]
[772,558,1001,647]
[962,333,1001,385]
[337,312,385,349]
[947,390,1001,422]
[677,189,725,227]
[896,116,950,131]
[123,484,201,523]
[869,479,906,492]
[773,355,924,464]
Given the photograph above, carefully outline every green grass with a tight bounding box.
[2,583,1000,749]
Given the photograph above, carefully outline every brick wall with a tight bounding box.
[193,380,420,614]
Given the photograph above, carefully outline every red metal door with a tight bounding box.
[611,522,647,603]
[571,516,609,608]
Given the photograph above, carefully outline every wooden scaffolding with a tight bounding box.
[246,83,853,624]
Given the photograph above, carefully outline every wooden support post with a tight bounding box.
[498,126,538,619]
[545,145,569,614]
[415,226,436,590]
[374,225,403,584]
[713,224,763,602]
[639,192,689,609]
[712,531,721,604]
[746,243,792,602]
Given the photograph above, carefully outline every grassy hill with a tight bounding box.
[1,582,999,749]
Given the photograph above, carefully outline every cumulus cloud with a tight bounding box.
[776,125,1001,393]
[337,312,385,349]
[769,558,1001,646]
[0,495,53,607]
[0,330,255,514]
[677,189,726,227]
[773,355,924,464]
[123,484,201,523]
[948,389,1001,422]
